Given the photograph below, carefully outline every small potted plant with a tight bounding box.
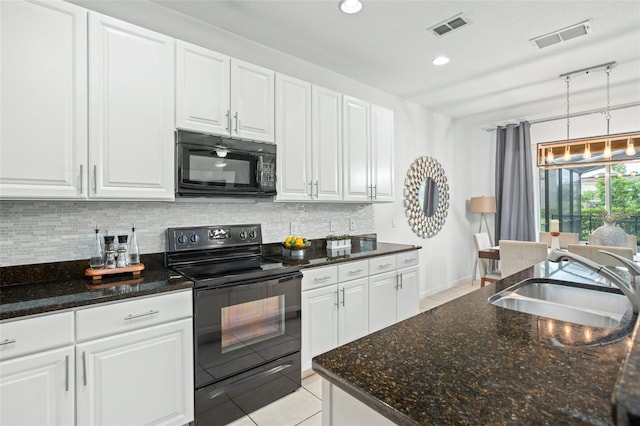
[326,234,351,250]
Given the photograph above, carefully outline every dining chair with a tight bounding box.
[473,233,501,287]
[566,244,634,268]
[499,240,548,278]
[539,231,579,249]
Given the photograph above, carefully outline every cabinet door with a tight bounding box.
[88,13,175,200]
[342,96,370,201]
[368,271,397,333]
[0,346,74,426]
[176,40,231,135]
[230,59,274,143]
[396,266,419,322]
[0,0,87,199]
[76,319,194,426]
[312,86,343,201]
[338,277,369,345]
[370,105,394,202]
[275,74,312,201]
[301,286,338,372]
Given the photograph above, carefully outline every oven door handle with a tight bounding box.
[207,362,294,400]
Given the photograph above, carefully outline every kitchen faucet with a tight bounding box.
[547,249,640,313]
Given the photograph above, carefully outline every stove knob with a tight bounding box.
[177,234,187,245]
[189,234,200,244]
[249,230,257,239]
[239,231,247,240]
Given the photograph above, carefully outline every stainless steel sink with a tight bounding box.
[489,279,633,328]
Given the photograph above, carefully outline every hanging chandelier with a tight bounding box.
[537,61,640,169]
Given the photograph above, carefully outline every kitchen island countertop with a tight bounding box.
[313,262,640,425]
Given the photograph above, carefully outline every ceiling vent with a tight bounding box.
[530,20,592,49]
[428,13,470,37]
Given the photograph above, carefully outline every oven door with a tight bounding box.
[194,272,301,389]
[176,141,276,197]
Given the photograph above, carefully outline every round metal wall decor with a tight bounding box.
[403,156,450,238]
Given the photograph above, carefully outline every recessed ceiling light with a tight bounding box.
[432,56,450,66]
[340,0,362,14]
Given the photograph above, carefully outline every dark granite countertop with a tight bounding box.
[312,261,640,425]
[263,236,420,269]
[0,253,193,321]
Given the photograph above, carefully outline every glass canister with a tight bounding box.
[89,227,104,269]
[104,235,117,269]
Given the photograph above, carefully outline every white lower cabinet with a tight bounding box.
[76,319,193,426]
[369,251,420,333]
[0,346,75,426]
[301,263,369,372]
[0,290,194,426]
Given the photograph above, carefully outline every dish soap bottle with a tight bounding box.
[89,226,104,269]
[129,225,140,265]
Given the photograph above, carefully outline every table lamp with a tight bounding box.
[471,196,497,246]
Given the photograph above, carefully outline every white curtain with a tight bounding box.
[495,121,536,242]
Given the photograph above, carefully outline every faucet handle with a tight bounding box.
[598,250,640,276]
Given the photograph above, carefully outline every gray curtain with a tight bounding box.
[495,121,535,242]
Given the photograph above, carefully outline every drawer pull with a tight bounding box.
[379,263,393,268]
[65,355,70,392]
[349,269,364,274]
[124,310,159,321]
[314,276,332,282]
[0,338,16,346]
[404,258,416,263]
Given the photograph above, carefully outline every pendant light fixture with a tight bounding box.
[536,61,640,169]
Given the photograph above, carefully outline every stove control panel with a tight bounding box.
[167,224,262,252]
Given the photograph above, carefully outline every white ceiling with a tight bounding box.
[153,0,640,127]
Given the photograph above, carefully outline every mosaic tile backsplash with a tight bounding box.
[0,200,374,266]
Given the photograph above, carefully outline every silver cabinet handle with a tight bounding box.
[234,112,239,134]
[314,181,319,198]
[314,276,332,282]
[349,269,364,274]
[93,165,97,194]
[0,338,16,346]
[399,274,403,289]
[341,287,345,307]
[79,164,83,194]
[225,110,230,132]
[82,352,87,386]
[335,290,339,306]
[373,185,377,200]
[308,181,313,198]
[394,275,399,290]
[379,263,393,269]
[124,310,159,321]
[65,355,70,392]
[404,258,416,263]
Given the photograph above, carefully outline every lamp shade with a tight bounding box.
[470,196,496,214]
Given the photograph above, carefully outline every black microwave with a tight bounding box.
[175,130,277,198]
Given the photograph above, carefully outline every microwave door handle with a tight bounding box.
[256,157,263,187]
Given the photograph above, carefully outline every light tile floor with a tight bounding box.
[228,279,481,426]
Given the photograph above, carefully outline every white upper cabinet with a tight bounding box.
[312,86,343,201]
[343,96,371,202]
[88,13,175,200]
[0,0,88,199]
[343,96,394,202]
[275,74,312,201]
[231,59,275,142]
[370,104,394,202]
[176,40,231,135]
[276,77,342,202]
[175,43,274,143]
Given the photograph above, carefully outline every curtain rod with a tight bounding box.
[485,101,640,132]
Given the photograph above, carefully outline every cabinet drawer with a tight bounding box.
[338,260,369,282]
[397,250,419,268]
[76,290,192,342]
[302,265,338,291]
[0,311,74,361]
[369,255,397,275]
